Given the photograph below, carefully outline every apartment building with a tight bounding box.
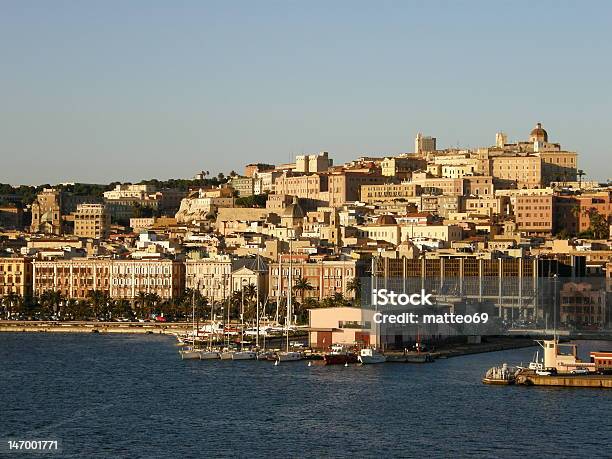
[491,155,541,189]
[0,257,33,298]
[268,255,362,301]
[381,156,427,179]
[360,183,421,203]
[32,259,185,301]
[33,258,111,299]
[73,204,110,239]
[515,195,553,235]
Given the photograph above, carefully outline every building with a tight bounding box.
[73,204,110,239]
[560,282,607,329]
[491,155,541,189]
[0,204,23,229]
[229,176,256,197]
[295,152,332,173]
[31,189,62,235]
[244,163,275,177]
[308,306,377,349]
[110,259,185,300]
[33,258,111,299]
[360,183,421,204]
[268,255,362,302]
[415,133,436,154]
[515,195,553,235]
[33,259,185,301]
[0,257,33,298]
[381,156,427,179]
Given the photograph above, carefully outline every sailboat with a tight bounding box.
[180,288,202,360]
[276,237,303,362]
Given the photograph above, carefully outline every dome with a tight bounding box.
[376,214,397,225]
[282,196,304,219]
[529,122,548,142]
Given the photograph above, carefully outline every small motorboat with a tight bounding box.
[277,351,304,362]
[358,348,386,364]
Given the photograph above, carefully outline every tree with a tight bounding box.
[293,276,314,304]
[346,277,362,303]
[586,208,609,239]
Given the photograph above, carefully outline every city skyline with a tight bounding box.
[2,1,612,184]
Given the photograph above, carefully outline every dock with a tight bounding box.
[515,372,612,388]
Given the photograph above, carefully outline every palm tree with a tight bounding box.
[346,277,362,303]
[145,293,161,319]
[2,292,22,319]
[293,277,314,304]
[135,291,148,320]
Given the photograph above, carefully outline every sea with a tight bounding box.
[1,333,611,458]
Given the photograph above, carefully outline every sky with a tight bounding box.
[1,0,611,185]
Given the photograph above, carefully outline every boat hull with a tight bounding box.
[219,352,235,360]
[277,352,303,362]
[200,351,220,360]
[324,353,358,365]
[482,378,514,385]
[359,355,386,364]
[232,351,257,360]
[180,350,201,360]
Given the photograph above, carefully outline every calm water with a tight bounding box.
[1,334,611,458]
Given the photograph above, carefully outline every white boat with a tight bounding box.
[276,351,303,362]
[232,351,257,360]
[179,348,202,360]
[200,350,220,360]
[358,348,386,364]
[219,350,235,360]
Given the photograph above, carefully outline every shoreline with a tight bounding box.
[1,321,540,359]
[0,320,192,335]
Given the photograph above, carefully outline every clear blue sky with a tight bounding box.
[1,0,611,185]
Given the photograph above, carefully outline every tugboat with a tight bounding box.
[482,363,516,385]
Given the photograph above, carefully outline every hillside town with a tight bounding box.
[1,123,611,345]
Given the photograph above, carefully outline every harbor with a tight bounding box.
[482,338,612,388]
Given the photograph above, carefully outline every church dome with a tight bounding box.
[282,196,304,219]
[376,214,397,225]
[529,122,548,142]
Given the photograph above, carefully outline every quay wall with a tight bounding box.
[516,373,612,388]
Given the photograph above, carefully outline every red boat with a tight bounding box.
[323,344,358,365]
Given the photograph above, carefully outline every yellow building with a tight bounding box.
[73,204,110,239]
[0,257,33,298]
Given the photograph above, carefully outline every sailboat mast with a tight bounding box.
[287,238,293,352]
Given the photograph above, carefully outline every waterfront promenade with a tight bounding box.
[0,320,191,334]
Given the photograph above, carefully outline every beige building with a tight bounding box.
[381,156,426,179]
[515,195,553,235]
[73,204,110,239]
[0,257,33,298]
[360,183,421,203]
[31,189,62,235]
[491,155,541,189]
[415,133,436,154]
[33,258,111,299]
[110,259,185,300]
[464,196,509,216]
[295,152,332,173]
[268,255,360,302]
[308,306,377,349]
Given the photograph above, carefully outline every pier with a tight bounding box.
[516,373,612,388]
